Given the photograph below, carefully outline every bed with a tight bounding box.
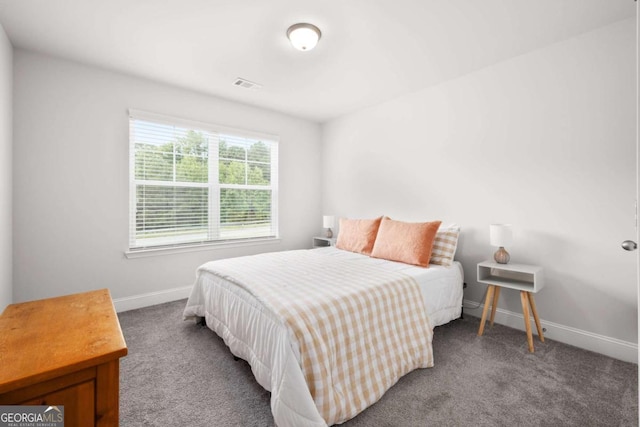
[183,245,463,427]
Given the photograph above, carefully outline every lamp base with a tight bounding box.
[325,228,333,238]
[494,247,510,264]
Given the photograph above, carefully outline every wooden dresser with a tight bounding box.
[0,289,128,426]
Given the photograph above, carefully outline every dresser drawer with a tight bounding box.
[23,380,95,427]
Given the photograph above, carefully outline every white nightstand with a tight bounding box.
[312,236,336,248]
[476,261,545,352]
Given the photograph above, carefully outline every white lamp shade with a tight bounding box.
[490,224,512,247]
[323,215,335,228]
[287,23,321,51]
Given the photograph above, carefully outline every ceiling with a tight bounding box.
[0,0,634,123]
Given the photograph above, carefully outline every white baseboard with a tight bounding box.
[113,291,637,363]
[113,286,193,313]
[463,299,638,364]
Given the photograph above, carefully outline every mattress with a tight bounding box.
[183,247,463,426]
[312,247,464,327]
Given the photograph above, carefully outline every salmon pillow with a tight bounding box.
[371,218,442,267]
[335,216,383,255]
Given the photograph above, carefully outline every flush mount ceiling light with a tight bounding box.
[287,23,321,51]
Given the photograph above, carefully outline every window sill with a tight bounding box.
[124,237,282,259]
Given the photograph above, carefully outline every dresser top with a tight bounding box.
[0,289,128,393]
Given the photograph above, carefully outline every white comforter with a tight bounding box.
[183,248,463,426]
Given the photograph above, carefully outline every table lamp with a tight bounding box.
[323,215,335,238]
[490,224,512,264]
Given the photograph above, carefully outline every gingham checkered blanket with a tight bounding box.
[198,249,433,425]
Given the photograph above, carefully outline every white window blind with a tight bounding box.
[129,111,278,250]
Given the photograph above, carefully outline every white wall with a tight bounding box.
[13,50,322,305]
[0,23,12,311]
[322,19,637,355]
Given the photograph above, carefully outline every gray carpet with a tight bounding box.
[118,300,638,426]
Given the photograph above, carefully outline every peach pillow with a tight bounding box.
[371,218,442,267]
[335,217,383,255]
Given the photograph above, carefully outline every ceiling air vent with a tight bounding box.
[233,78,262,90]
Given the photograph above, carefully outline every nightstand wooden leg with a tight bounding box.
[520,291,534,352]
[478,285,495,336]
[489,287,501,327]
[527,292,544,342]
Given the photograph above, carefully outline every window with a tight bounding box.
[128,110,278,251]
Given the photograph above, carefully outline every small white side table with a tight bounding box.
[476,261,545,352]
[312,236,336,248]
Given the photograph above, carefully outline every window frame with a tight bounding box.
[126,109,279,257]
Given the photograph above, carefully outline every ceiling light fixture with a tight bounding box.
[287,23,321,51]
